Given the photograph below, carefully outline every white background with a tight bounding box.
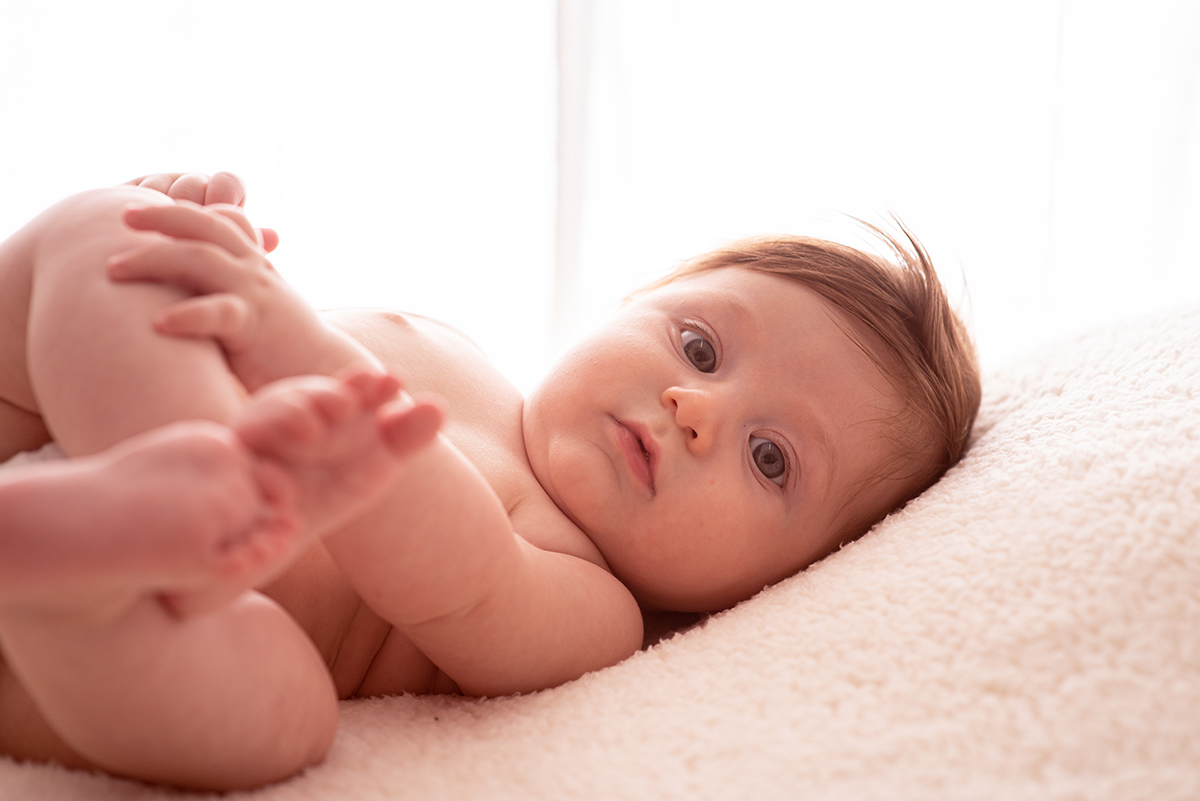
[2,1,1197,392]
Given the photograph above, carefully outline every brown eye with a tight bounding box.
[750,436,787,485]
[681,330,716,373]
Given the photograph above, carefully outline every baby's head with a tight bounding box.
[523,226,979,612]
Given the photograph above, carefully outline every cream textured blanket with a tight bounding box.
[3,305,1199,800]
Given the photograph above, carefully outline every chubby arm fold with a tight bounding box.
[321,436,644,697]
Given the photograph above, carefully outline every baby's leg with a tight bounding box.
[19,185,439,536]
[0,421,296,612]
[0,372,437,788]
[0,188,436,787]
[0,407,317,790]
[0,371,437,788]
[234,370,443,534]
[165,370,441,616]
[23,186,245,455]
[0,587,337,790]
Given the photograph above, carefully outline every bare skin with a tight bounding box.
[0,182,443,789]
[0,174,908,790]
[0,370,442,788]
[103,196,645,699]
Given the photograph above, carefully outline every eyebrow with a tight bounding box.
[792,406,836,507]
[699,290,754,328]
[690,284,839,504]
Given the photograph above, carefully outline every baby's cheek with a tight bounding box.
[542,438,610,526]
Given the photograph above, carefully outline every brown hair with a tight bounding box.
[633,225,980,547]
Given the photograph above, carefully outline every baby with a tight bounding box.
[0,174,980,790]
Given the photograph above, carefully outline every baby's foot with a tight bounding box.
[232,368,443,541]
[0,421,299,620]
[0,371,440,620]
[164,369,441,617]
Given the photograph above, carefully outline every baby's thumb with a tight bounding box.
[154,294,251,346]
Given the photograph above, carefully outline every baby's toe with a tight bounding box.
[381,399,443,455]
[304,384,356,428]
[342,370,402,409]
[238,394,320,456]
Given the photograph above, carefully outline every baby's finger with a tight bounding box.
[205,172,248,207]
[108,241,244,294]
[208,205,264,252]
[165,174,211,204]
[126,174,179,194]
[154,294,251,345]
[123,202,257,258]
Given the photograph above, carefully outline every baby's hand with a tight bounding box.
[107,201,369,392]
[123,172,278,251]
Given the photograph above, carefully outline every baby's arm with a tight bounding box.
[0,370,437,789]
[107,200,370,392]
[323,437,644,697]
[107,199,642,694]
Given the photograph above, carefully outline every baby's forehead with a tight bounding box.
[638,267,818,319]
[658,270,866,349]
[645,281,756,324]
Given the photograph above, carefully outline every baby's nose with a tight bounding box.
[661,385,716,451]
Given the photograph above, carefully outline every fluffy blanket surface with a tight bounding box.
[3,305,1199,800]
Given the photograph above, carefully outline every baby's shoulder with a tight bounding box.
[324,309,485,381]
[325,309,519,417]
[324,308,605,568]
[451,410,605,568]
[507,482,608,569]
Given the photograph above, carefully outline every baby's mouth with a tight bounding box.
[613,417,657,494]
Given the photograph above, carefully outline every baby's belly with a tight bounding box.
[261,543,457,699]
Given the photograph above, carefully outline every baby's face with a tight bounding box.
[523,268,905,611]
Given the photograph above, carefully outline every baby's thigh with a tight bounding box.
[22,187,244,456]
[0,186,171,411]
[0,201,53,456]
[0,650,94,771]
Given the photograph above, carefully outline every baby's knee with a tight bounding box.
[30,186,173,273]
[25,185,185,320]
[46,184,171,223]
